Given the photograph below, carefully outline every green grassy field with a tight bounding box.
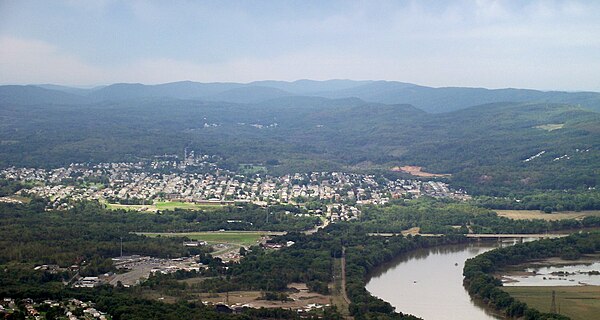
[105,203,153,211]
[104,200,224,212]
[503,286,600,320]
[154,201,223,210]
[238,164,267,174]
[138,231,270,246]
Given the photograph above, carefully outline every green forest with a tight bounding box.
[472,190,600,212]
[359,198,600,234]
[1,83,600,319]
[1,94,598,197]
[3,198,600,319]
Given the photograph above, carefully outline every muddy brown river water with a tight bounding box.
[366,241,518,320]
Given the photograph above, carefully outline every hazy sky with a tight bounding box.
[1,0,599,91]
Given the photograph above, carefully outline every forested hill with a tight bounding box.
[2,80,600,113]
[0,84,598,196]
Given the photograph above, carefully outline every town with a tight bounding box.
[0,152,469,222]
[0,298,110,320]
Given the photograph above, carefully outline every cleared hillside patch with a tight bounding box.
[534,123,564,131]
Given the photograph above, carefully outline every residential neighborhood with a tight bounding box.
[0,297,110,320]
[0,152,470,222]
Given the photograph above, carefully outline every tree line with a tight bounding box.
[473,190,600,212]
[359,198,600,234]
[463,232,600,319]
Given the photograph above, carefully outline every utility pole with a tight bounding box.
[120,237,123,257]
[266,207,269,224]
[550,290,557,314]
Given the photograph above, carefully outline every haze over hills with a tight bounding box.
[4,2,600,320]
[0,85,88,105]
[0,80,598,195]
[2,80,600,113]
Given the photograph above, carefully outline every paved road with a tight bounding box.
[340,246,351,306]
[305,218,330,235]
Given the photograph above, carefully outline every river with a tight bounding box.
[366,240,519,320]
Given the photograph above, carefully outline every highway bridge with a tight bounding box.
[368,233,569,239]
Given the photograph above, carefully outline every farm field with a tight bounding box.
[503,286,600,320]
[495,210,600,221]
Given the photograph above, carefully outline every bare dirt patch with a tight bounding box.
[197,283,331,310]
[401,227,421,236]
[391,165,451,177]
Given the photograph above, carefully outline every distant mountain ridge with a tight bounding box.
[1,80,600,113]
[0,85,87,105]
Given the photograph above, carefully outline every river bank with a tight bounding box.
[366,240,509,319]
[498,254,600,287]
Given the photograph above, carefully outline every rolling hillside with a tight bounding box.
[0,83,598,195]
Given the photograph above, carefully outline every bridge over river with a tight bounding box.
[368,232,569,239]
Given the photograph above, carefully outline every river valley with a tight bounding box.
[366,240,512,320]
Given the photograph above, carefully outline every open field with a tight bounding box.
[138,231,286,261]
[155,201,224,210]
[142,283,331,311]
[239,164,267,174]
[105,200,225,212]
[503,286,600,320]
[137,231,277,247]
[106,203,156,212]
[199,283,331,309]
[496,210,600,221]
[391,165,451,177]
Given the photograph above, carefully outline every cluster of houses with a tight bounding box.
[0,153,469,220]
[0,298,110,320]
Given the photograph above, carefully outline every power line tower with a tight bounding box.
[265,207,269,224]
[550,290,557,314]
